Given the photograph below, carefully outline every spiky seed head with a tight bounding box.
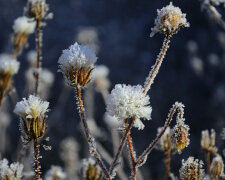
[150,2,189,37]
[82,158,101,180]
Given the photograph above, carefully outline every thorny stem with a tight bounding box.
[164,148,172,180]
[35,18,42,96]
[109,117,135,175]
[75,87,111,180]
[143,33,171,94]
[125,118,137,180]
[34,138,40,180]
[136,103,182,166]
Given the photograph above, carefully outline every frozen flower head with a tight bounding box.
[14,95,49,141]
[106,84,152,130]
[156,127,173,151]
[82,158,101,180]
[25,0,52,20]
[150,2,189,37]
[0,55,20,76]
[180,157,205,180]
[0,159,24,180]
[210,155,224,178]
[45,165,66,180]
[58,42,97,88]
[171,104,190,153]
[201,129,217,153]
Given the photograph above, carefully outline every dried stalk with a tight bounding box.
[75,87,111,180]
[33,138,40,180]
[205,150,212,180]
[164,148,171,180]
[35,18,41,95]
[136,103,182,166]
[109,117,135,175]
[143,33,171,94]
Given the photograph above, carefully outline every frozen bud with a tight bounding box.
[150,2,189,37]
[82,158,101,180]
[58,42,97,88]
[201,129,217,153]
[0,159,24,180]
[44,165,66,180]
[25,0,52,20]
[14,95,49,141]
[180,157,205,180]
[171,110,190,153]
[106,84,152,130]
[156,127,173,151]
[210,155,224,177]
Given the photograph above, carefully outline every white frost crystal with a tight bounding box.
[106,84,152,130]
[14,95,49,119]
[44,165,66,180]
[151,2,189,37]
[180,157,205,180]
[0,54,20,75]
[13,16,36,34]
[0,159,23,180]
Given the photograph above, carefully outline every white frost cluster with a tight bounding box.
[92,65,109,80]
[210,155,224,177]
[13,16,36,34]
[14,95,49,119]
[44,165,66,180]
[58,42,97,80]
[104,113,122,128]
[0,159,23,180]
[0,54,20,75]
[180,157,205,180]
[106,84,152,130]
[151,2,189,37]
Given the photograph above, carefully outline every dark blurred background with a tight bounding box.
[1,0,225,179]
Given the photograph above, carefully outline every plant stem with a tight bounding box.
[75,87,111,180]
[109,117,135,175]
[136,102,182,166]
[205,150,212,180]
[35,18,41,96]
[125,118,137,180]
[34,138,40,180]
[164,148,171,180]
[143,33,171,94]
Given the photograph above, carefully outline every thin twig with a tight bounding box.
[136,103,182,166]
[143,33,171,94]
[109,118,135,175]
[75,87,111,180]
[35,18,41,96]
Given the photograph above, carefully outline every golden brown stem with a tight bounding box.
[143,33,171,94]
[136,103,182,166]
[164,148,171,180]
[34,138,40,180]
[13,47,18,59]
[109,117,135,175]
[35,18,41,96]
[75,87,111,180]
[205,150,212,180]
[0,75,11,108]
[125,118,137,180]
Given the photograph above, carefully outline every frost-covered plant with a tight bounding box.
[0,54,20,106]
[82,158,102,180]
[180,157,205,180]
[11,16,36,57]
[0,158,24,180]
[14,95,51,180]
[44,165,66,180]
[210,155,224,179]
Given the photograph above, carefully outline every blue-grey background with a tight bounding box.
[1,0,225,179]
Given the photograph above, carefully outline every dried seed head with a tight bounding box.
[0,55,20,76]
[180,157,205,180]
[151,2,189,37]
[82,158,101,180]
[210,155,224,177]
[201,129,217,153]
[44,165,66,180]
[106,84,152,130]
[171,116,190,153]
[25,0,52,20]
[0,159,24,180]
[14,95,49,141]
[58,42,97,88]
